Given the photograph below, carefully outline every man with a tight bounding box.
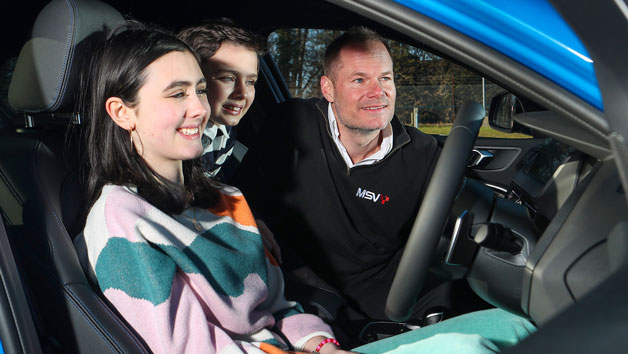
[178,19,264,181]
[234,27,478,321]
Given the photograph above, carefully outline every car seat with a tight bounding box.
[0,0,151,352]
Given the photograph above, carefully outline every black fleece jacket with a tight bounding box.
[234,98,440,319]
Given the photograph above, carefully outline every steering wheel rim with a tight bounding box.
[385,101,485,322]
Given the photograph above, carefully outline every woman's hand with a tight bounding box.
[303,336,359,354]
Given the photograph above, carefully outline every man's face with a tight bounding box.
[321,41,396,134]
[203,42,258,126]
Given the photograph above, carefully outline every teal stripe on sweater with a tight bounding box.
[95,237,176,305]
[181,223,267,297]
[95,223,267,303]
[261,337,282,347]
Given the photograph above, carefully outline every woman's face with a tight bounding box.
[130,50,210,182]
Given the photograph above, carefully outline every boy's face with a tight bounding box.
[203,42,258,126]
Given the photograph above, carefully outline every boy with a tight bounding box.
[178,19,265,180]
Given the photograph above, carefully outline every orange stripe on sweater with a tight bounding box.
[208,193,257,227]
[264,248,280,266]
[258,342,288,354]
[258,343,309,354]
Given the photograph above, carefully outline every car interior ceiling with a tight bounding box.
[3,0,628,353]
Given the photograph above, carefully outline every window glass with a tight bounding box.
[268,29,531,139]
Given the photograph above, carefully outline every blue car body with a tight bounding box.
[394,0,602,111]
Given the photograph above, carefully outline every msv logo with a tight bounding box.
[356,187,390,205]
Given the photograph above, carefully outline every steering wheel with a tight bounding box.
[385,101,485,321]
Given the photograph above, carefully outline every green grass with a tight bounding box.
[418,124,531,139]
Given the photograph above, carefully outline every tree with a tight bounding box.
[268,29,340,98]
[268,29,504,126]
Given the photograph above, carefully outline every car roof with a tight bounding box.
[394,0,602,111]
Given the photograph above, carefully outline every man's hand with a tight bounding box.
[256,219,283,264]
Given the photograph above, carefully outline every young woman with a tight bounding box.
[79,21,351,354]
[79,21,532,354]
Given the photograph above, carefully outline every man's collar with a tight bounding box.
[328,103,341,140]
[326,102,394,168]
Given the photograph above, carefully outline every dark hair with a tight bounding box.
[78,20,218,216]
[323,26,391,78]
[177,18,266,64]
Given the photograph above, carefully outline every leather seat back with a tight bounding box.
[1,1,151,352]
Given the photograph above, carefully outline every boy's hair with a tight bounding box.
[323,26,391,79]
[178,18,266,63]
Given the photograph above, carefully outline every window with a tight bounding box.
[268,29,530,139]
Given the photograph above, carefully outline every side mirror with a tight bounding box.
[488,91,525,133]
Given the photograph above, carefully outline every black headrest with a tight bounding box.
[8,0,123,115]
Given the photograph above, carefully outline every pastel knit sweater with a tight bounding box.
[83,184,333,353]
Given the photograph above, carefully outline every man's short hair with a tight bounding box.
[178,18,266,64]
[323,26,391,78]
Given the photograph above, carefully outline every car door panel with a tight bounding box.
[468,137,546,190]
[436,135,546,192]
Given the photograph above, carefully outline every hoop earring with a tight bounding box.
[129,128,134,150]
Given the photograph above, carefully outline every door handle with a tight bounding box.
[468,149,494,167]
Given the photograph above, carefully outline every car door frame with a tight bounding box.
[0,216,42,354]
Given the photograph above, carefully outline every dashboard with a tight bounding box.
[439,104,623,325]
[449,132,600,319]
